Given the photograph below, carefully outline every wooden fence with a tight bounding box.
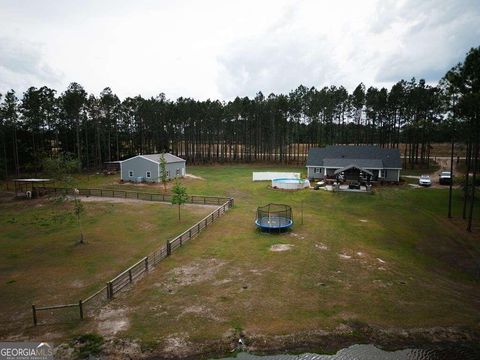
[31,187,234,325]
[36,186,231,205]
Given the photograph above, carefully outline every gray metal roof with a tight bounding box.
[124,153,185,164]
[306,145,401,169]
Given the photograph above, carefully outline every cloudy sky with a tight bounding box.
[0,0,479,100]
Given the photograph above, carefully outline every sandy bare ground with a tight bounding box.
[185,173,205,180]
[68,195,218,209]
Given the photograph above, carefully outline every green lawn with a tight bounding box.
[0,196,213,336]
[1,165,479,354]
[67,166,480,347]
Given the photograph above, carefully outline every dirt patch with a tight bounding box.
[338,253,352,260]
[177,305,223,321]
[68,195,217,209]
[97,307,129,337]
[161,333,193,358]
[270,244,294,252]
[315,243,329,251]
[185,174,205,180]
[70,280,85,288]
[156,258,226,293]
[290,233,305,240]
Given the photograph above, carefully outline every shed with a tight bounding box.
[13,178,53,198]
[120,153,186,183]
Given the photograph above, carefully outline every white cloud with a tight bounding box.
[0,0,478,100]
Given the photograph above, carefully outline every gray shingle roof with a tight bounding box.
[306,145,401,169]
[125,153,185,164]
[323,158,383,169]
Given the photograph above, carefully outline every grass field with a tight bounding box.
[1,165,479,357]
[0,195,213,337]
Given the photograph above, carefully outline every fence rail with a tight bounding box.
[31,187,234,325]
[36,186,231,206]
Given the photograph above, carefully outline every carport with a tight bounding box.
[13,178,53,198]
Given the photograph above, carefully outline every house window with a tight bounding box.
[176,168,180,176]
[146,171,151,179]
[166,170,170,178]
[128,170,134,177]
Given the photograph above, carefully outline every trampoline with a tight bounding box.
[255,203,293,232]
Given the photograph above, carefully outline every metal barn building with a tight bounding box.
[120,153,186,183]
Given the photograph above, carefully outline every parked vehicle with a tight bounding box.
[418,175,432,187]
[349,181,361,190]
[439,171,453,185]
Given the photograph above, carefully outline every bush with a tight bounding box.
[71,333,104,359]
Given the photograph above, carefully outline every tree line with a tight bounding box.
[0,47,478,179]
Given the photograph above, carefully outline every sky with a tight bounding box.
[0,0,479,101]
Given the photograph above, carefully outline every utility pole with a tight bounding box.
[448,132,454,219]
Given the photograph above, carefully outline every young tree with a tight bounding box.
[73,189,85,244]
[171,179,189,221]
[42,155,79,188]
[159,154,168,192]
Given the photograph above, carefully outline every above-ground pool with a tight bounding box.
[272,178,310,190]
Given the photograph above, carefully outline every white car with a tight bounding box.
[418,175,432,187]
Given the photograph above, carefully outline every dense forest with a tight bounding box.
[0,47,478,178]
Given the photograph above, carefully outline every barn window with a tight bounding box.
[146,171,151,178]
[128,170,134,177]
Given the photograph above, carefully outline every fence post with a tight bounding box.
[108,281,113,299]
[128,269,133,283]
[144,257,149,272]
[100,189,103,197]
[205,218,208,227]
[124,191,127,198]
[137,192,139,199]
[150,194,153,201]
[197,223,200,233]
[189,229,192,239]
[79,300,84,320]
[166,241,171,256]
[32,305,37,326]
